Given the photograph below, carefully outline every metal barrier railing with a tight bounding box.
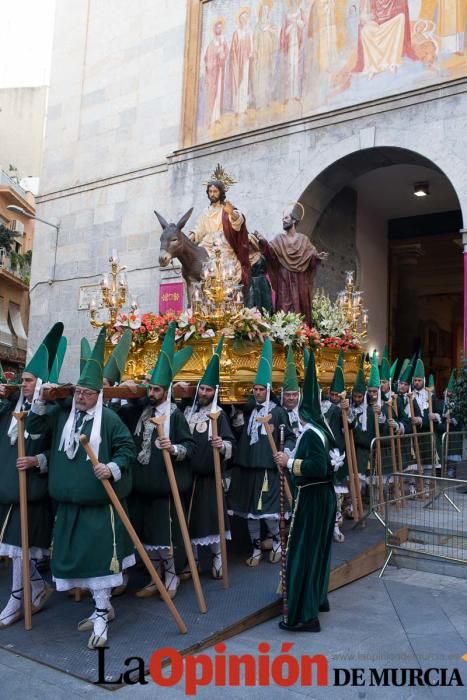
[441,430,466,478]
[379,472,467,576]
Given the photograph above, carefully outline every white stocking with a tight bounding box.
[90,587,111,641]
[247,519,261,548]
[210,541,221,569]
[160,550,178,591]
[30,558,45,607]
[0,557,22,625]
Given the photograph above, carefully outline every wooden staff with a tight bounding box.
[390,397,405,502]
[79,435,187,634]
[349,429,364,520]
[386,402,401,505]
[373,410,385,508]
[278,424,288,623]
[13,411,32,630]
[427,389,439,471]
[340,397,363,522]
[256,415,293,508]
[208,411,229,589]
[444,411,451,477]
[150,417,207,614]
[407,393,425,499]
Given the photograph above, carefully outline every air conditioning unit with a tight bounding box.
[9,219,24,236]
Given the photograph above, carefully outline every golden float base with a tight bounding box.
[113,336,364,404]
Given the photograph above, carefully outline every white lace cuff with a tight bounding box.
[36,453,48,474]
[107,462,121,481]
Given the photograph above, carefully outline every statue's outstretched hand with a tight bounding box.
[317,251,329,261]
[223,201,234,217]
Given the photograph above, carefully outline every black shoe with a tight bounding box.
[319,601,330,612]
[279,618,321,633]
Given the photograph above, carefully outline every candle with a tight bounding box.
[101,273,109,289]
[118,271,127,288]
[111,248,118,262]
[90,297,97,310]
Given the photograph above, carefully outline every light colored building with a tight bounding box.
[0,170,34,371]
[0,86,48,189]
[30,1,467,383]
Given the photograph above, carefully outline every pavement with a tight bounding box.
[0,566,466,699]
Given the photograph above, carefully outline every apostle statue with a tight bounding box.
[189,164,251,290]
[256,202,327,325]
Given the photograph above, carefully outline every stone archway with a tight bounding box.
[294,147,464,385]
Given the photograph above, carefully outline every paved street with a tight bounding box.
[0,566,465,699]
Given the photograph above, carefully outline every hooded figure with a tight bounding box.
[26,327,137,650]
[277,349,343,632]
[183,336,235,580]
[0,322,64,630]
[118,322,195,601]
[228,338,296,567]
[282,346,301,437]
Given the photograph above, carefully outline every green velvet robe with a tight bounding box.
[286,425,336,626]
[26,404,136,580]
[185,407,235,543]
[119,403,195,549]
[0,396,52,552]
[229,404,295,518]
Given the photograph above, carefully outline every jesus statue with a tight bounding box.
[256,202,328,325]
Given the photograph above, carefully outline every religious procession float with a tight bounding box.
[90,250,369,403]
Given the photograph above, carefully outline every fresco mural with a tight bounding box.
[194,0,467,141]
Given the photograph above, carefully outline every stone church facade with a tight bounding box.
[29,1,467,380]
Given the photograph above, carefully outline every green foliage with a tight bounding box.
[9,249,32,285]
[451,368,467,423]
[0,224,14,254]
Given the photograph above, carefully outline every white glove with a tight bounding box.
[329,448,345,472]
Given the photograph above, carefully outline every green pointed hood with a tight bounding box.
[389,358,398,381]
[254,338,272,387]
[299,349,335,446]
[380,345,390,381]
[398,358,412,384]
[368,352,381,389]
[200,335,224,389]
[173,346,193,377]
[25,322,64,381]
[49,336,67,384]
[80,338,92,375]
[77,328,106,391]
[330,349,345,394]
[283,345,299,392]
[427,374,435,390]
[303,346,310,372]
[447,369,456,392]
[413,356,425,380]
[150,322,176,388]
[104,329,132,384]
[353,354,366,394]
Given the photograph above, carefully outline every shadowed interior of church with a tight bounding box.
[298,147,464,389]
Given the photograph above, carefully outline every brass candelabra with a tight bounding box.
[338,270,368,339]
[89,250,130,328]
[191,247,243,331]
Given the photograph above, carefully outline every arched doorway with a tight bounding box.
[298,147,464,389]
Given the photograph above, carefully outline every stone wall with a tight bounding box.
[30,0,467,377]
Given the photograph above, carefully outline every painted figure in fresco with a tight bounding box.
[251,0,279,110]
[189,171,251,291]
[204,18,229,127]
[353,0,417,77]
[229,7,253,116]
[255,202,328,325]
[436,0,465,55]
[280,0,306,102]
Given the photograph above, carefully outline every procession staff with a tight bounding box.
[183,336,235,582]
[274,349,344,632]
[320,350,350,541]
[228,339,296,567]
[119,323,196,601]
[0,323,63,629]
[26,328,136,649]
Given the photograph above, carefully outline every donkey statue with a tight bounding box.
[155,208,209,307]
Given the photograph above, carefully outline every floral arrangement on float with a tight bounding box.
[109,300,363,351]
